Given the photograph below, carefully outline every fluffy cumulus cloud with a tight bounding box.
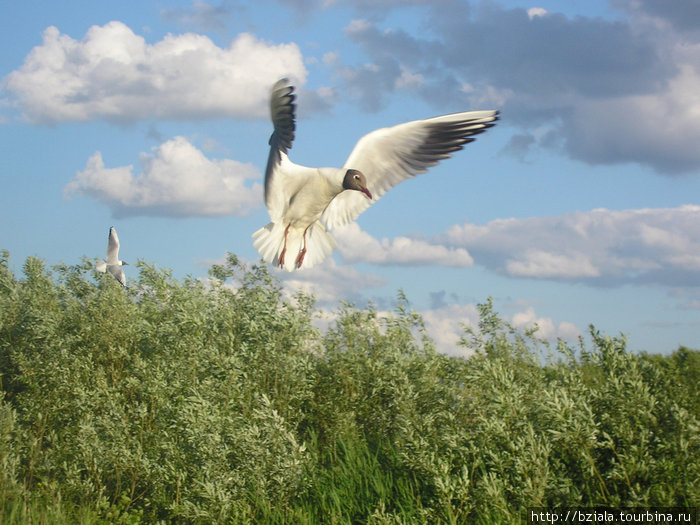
[420,303,480,357]
[335,222,474,266]
[327,0,700,174]
[64,136,262,217]
[510,306,581,341]
[444,205,700,286]
[421,302,581,356]
[276,257,386,304]
[2,21,306,123]
[562,62,700,174]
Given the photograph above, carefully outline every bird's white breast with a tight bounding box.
[284,168,342,228]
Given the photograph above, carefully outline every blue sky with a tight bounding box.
[2,0,699,355]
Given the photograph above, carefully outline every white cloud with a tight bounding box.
[506,251,600,279]
[421,303,480,357]
[527,7,548,19]
[565,62,700,174]
[422,302,581,356]
[510,306,581,340]
[309,302,476,357]
[345,19,373,35]
[322,51,340,65]
[394,67,423,89]
[444,205,700,286]
[336,222,474,266]
[3,21,306,123]
[64,136,262,217]
[276,256,386,304]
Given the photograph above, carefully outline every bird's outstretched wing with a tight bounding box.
[108,265,126,286]
[264,79,297,222]
[106,227,120,264]
[321,110,499,230]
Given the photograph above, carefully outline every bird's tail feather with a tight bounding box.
[252,221,337,271]
[96,259,107,273]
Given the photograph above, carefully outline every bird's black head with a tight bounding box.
[343,169,372,199]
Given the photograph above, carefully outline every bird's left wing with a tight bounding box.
[108,265,126,286]
[106,227,120,264]
[321,110,498,230]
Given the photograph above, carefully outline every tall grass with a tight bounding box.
[0,250,697,523]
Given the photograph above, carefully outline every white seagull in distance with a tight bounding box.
[253,78,499,271]
[96,226,128,286]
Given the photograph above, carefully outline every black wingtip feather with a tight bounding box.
[265,79,298,200]
[269,79,296,154]
[407,113,498,169]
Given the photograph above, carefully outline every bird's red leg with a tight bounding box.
[278,224,291,267]
[296,225,310,268]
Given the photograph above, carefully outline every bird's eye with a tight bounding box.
[354,174,360,180]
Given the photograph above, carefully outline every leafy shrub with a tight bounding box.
[0,250,697,524]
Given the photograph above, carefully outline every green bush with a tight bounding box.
[0,250,697,524]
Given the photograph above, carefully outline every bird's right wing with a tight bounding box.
[106,227,120,264]
[321,110,498,230]
[263,79,297,222]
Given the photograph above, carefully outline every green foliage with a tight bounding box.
[0,251,698,524]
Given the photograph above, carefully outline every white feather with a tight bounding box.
[253,220,337,271]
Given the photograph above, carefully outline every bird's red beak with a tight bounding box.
[362,187,373,200]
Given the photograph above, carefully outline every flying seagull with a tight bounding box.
[96,226,128,286]
[253,78,499,271]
